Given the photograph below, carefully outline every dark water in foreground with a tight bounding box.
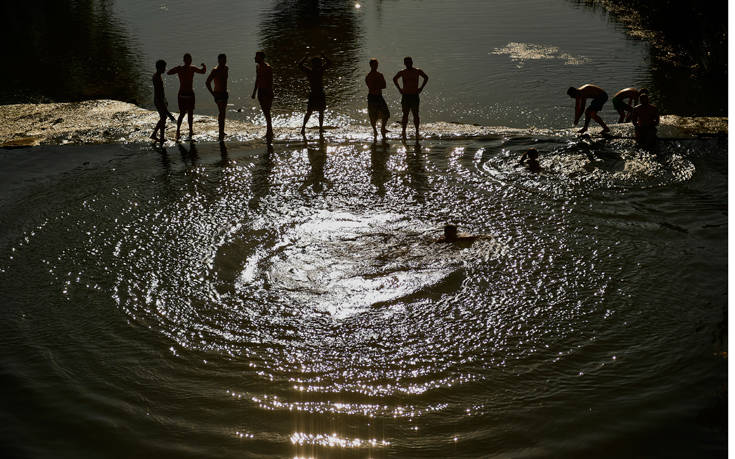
[0,134,726,457]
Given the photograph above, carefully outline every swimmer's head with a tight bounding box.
[155,59,166,73]
[639,88,649,95]
[255,51,265,63]
[404,56,413,68]
[526,148,539,160]
[567,87,579,98]
[183,53,192,65]
[369,58,378,69]
[218,53,227,65]
[444,224,458,242]
[640,93,650,104]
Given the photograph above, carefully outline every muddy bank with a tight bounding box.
[0,100,727,148]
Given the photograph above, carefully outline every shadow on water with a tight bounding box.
[0,0,146,104]
[571,0,727,116]
[300,135,331,193]
[370,140,390,196]
[258,0,362,111]
[404,141,428,202]
[249,143,275,210]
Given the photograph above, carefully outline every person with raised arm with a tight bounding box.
[167,53,206,141]
[393,56,428,139]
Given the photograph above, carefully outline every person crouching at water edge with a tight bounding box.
[630,92,659,151]
[206,53,229,141]
[252,51,274,140]
[365,58,390,139]
[151,60,176,143]
[299,54,331,135]
[611,87,646,123]
[167,53,206,141]
[567,84,610,135]
[393,56,428,139]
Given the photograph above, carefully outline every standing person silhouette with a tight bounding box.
[299,54,331,135]
[393,57,428,139]
[566,84,610,135]
[206,53,229,141]
[167,53,206,141]
[151,59,175,143]
[251,51,274,140]
[365,58,390,139]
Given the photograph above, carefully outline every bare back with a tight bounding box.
[578,84,606,99]
[396,68,426,94]
[208,66,228,92]
[256,63,273,91]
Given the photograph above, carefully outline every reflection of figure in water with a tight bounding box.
[299,54,331,135]
[168,53,206,141]
[436,224,489,247]
[393,57,429,139]
[206,54,229,141]
[151,59,176,143]
[251,51,274,140]
[365,58,390,139]
[370,139,390,195]
[630,92,660,150]
[300,135,332,192]
[177,140,200,167]
[567,84,610,134]
[611,87,645,122]
[519,148,542,173]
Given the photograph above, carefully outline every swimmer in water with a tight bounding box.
[436,224,490,247]
[567,84,610,134]
[519,148,542,173]
[206,53,229,141]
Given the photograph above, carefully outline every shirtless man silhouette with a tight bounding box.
[206,53,229,141]
[365,58,390,139]
[168,53,206,140]
[611,87,645,122]
[251,51,274,140]
[567,84,610,134]
[393,57,428,139]
[151,59,175,143]
[299,54,331,135]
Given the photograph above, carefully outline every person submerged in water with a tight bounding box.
[299,54,331,135]
[436,224,490,246]
[251,51,274,140]
[206,53,229,141]
[611,87,645,122]
[150,59,175,143]
[567,84,610,134]
[167,53,206,141]
[393,56,428,139]
[519,148,542,173]
[365,58,390,138]
[629,92,660,150]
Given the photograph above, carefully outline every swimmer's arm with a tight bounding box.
[166,66,179,75]
[519,151,528,164]
[193,63,207,74]
[392,71,403,94]
[417,69,429,93]
[379,74,386,89]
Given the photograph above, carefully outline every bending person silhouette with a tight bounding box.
[151,59,176,143]
[365,58,390,139]
[393,57,428,139]
[299,54,331,135]
[567,84,610,134]
[611,87,645,123]
[206,53,229,141]
[251,51,274,140]
[168,53,206,140]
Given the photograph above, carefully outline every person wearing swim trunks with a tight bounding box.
[567,84,610,134]
[151,59,174,143]
[611,87,645,122]
[206,53,229,141]
[630,92,659,150]
[299,54,331,135]
[365,58,390,139]
[167,53,206,141]
[393,57,428,139]
[251,51,274,140]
